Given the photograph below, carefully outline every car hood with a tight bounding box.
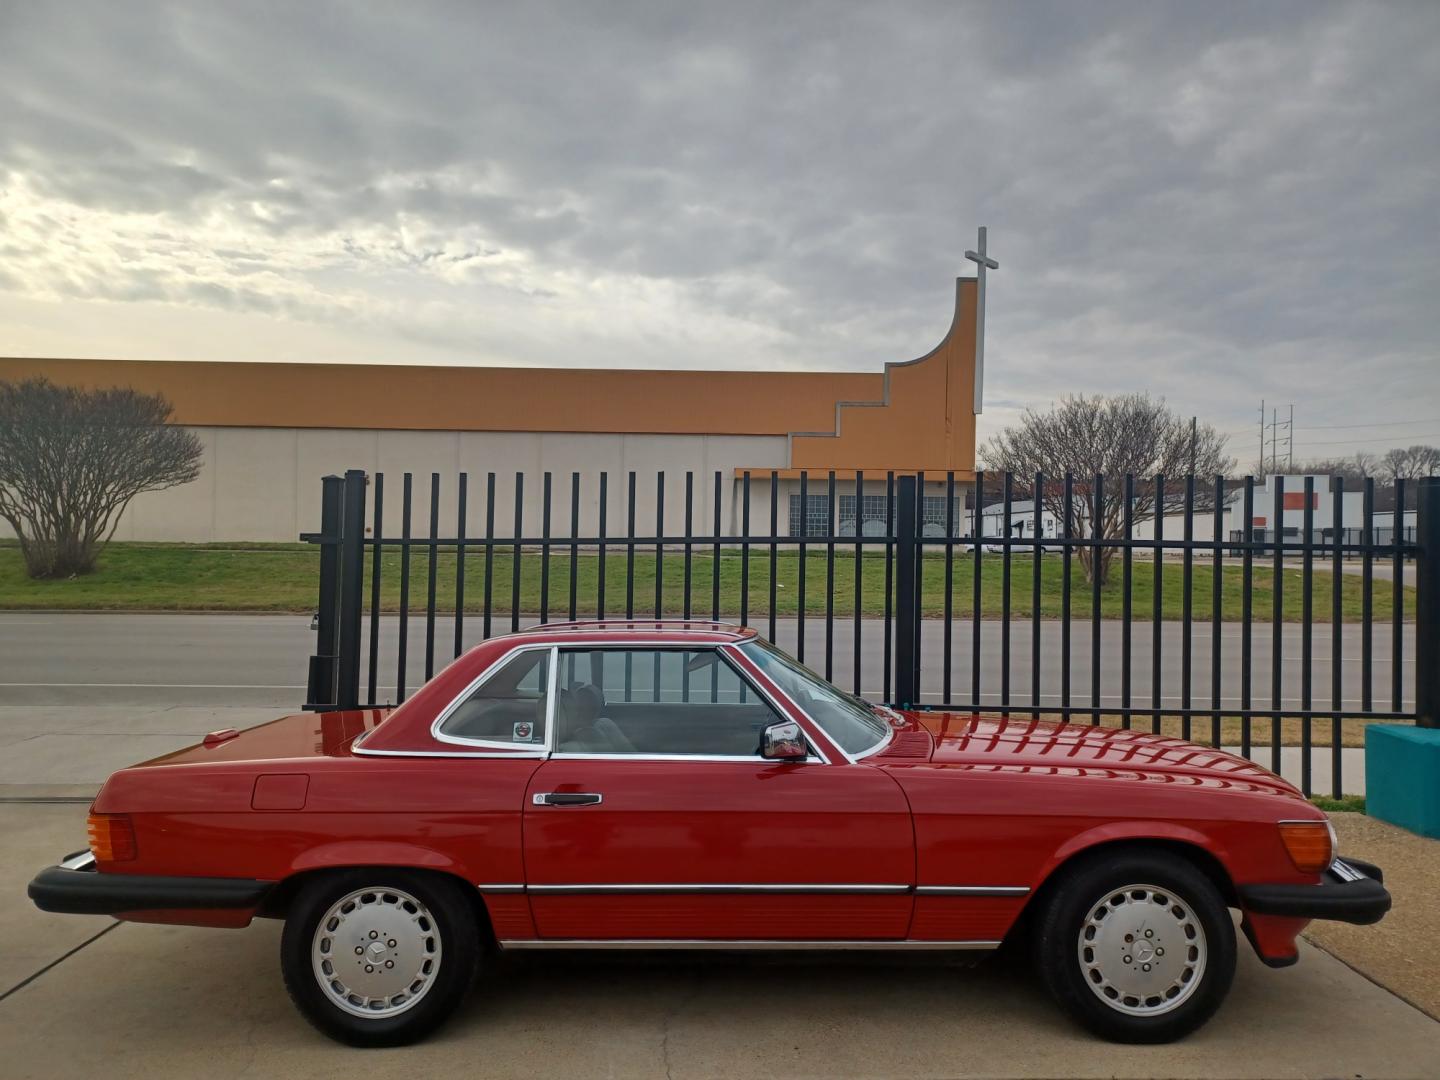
[880,711,1302,797]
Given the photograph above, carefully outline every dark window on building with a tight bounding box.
[838,494,892,536]
[920,495,960,537]
[788,493,832,537]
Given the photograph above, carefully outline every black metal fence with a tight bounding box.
[304,469,1438,797]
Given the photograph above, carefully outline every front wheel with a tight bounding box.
[280,869,481,1046]
[1033,850,1236,1043]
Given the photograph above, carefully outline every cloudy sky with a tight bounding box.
[1,1,1437,460]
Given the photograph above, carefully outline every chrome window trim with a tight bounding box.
[375,638,855,762]
[547,752,826,765]
[498,939,1002,951]
[352,743,547,759]
[714,646,833,765]
[429,643,559,751]
[543,642,832,765]
[724,642,864,764]
[914,886,1031,897]
[854,723,896,761]
[526,883,912,895]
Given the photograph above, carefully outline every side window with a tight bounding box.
[554,648,784,757]
[437,648,550,745]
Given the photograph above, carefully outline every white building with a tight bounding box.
[977,475,1390,550]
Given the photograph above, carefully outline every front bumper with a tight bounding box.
[1239,857,1391,926]
[28,851,273,916]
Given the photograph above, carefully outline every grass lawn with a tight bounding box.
[0,540,1414,621]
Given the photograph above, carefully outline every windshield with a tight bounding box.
[737,639,889,757]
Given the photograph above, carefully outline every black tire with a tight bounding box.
[1033,849,1236,1043]
[281,869,481,1047]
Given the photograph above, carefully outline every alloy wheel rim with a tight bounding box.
[311,887,442,1018]
[1076,882,1207,1017]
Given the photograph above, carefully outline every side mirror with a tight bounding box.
[760,720,807,762]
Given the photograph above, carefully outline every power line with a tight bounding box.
[1301,416,1440,430]
[1294,431,1440,448]
[1224,416,1440,439]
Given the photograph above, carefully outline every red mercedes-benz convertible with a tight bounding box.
[29,622,1389,1046]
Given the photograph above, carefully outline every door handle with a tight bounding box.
[533,792,604,806]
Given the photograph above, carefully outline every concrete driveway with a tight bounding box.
[4,803,1439,1080]
[0,610,1415,711]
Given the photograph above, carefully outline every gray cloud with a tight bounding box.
[0,0,1437,456]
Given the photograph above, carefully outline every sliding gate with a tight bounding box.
[304,469,1438,796]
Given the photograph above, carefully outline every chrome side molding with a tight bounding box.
[525,883,913,895]
[498,938,1002,951]
[914,885,1031,897]
[479,882,1029,896]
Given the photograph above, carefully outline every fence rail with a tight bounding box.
[303,469,1437,797]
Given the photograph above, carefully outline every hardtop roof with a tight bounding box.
[511,620,755,643]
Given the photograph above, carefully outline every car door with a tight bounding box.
[520,645,915,943]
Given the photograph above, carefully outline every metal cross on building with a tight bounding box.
[964,226,999,414]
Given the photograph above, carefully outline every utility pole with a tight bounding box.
[1265,406,1294,477]
[1259,398,1265,476]
[1271,408,1278,477]
[1287,404,1295,470]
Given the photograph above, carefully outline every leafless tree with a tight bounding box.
[980,394,1233,585]
[1379,445,1440,485]
[1292,453,1379,490]
[1353,451,1382,480]
[0,378,203,578]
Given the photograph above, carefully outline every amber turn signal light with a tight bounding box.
[1278,820,1334,874]
[87,813,137,862]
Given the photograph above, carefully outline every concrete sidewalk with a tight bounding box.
[0,705,281,797]
[3,803,1439,1079]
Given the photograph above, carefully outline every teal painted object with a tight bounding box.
[1366,724,1440,838]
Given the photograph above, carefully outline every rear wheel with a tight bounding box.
[281,869,480,1046]
[1033,850,1236,1043]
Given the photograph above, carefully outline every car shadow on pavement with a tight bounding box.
[5,911,1440,1079]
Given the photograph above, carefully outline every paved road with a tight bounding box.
[0,612,1416,712]
[0,612,1403,796]
[4,803,1438,1080]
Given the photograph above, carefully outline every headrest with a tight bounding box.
[571,682,604,718]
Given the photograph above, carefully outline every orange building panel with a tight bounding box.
[0,279,978,474]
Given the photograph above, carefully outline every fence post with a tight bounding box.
[305,475,344,709]
[335,470,368,710]
[894,474,920,707]
[1417,477,1440,729]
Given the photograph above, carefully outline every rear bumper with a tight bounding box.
[1239,857,1391,926]
[28,851,273,916]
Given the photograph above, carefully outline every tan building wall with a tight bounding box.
[9,429,786,543]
